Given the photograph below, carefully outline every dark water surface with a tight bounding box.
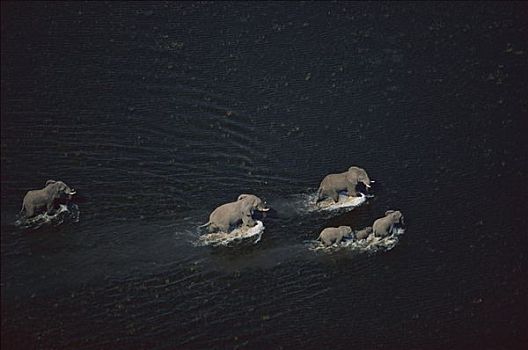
[1,2,527,349]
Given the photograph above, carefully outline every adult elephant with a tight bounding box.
[20,180,76,218]
[372,210,405,237]
[316,166,372,204]
[200,194,269,233]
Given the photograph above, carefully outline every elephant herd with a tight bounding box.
[19,166,404,247]
[317,210,404,247]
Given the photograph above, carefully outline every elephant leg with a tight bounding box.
[330,190,339,203]
[242,213,256,227]
[335,236,343,245]
[346,184,358,197]
[46,202,56,215]
[211,223,229,233]
[25,205,34,218]
[376,226,389,237]
[316,189,324,203]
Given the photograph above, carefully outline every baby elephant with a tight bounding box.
[201,194,269,233]
[354,226,373,240]
[317,226,353,246]
[20,180,76,218]
[316,166,372,204]
[372,210,405,237]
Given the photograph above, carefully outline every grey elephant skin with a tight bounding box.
[317,226,353,246]
[372,210,404,237]
[201,194,269,233]
[316,166,372,203]
[20,180,76,218]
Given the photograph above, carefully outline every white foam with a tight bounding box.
[309,227,405,253]
[315,193,369,211]
[15,203,80,230]
[197,220,265,247]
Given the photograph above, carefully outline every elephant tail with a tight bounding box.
[20,202,26,216]
[198,221,211,228]
[315,188,323,203]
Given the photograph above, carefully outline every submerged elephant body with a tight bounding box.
[202,194,269,233]
[354,226,373,240]
[372,210,404,237]
[316,166,372,204]
[317,226,353,246]
[21,180,76,218]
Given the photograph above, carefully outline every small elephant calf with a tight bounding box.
[20,180,76,218]
[317,226,353,246]
[372,210,405,237]
[354,226,373,240]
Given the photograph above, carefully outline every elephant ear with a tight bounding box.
[237,194,250,201]
[47,182,61,198]
[346,169,359,184]
[46,180,56,186]
[385,210,395,216]
[359,169,368,180]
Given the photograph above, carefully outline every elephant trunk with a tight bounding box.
[360,173,372,190]
[257,202,270,212]
[65,187,76,199]
[199,221,211,228]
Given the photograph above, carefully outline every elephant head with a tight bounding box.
[346,166,372,190]
[384,210,404,225]
[237,194,269,212]
[45,180,76,199]
[337,225,353,236]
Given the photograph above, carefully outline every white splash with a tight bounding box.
[197,220,265,247]
[15,203,80,230]
[316,193,368,211]
[308,227,405,253]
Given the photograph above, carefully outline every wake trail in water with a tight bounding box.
[269,191,371,218]
[194,221,265,247]
[14,203,80,230]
